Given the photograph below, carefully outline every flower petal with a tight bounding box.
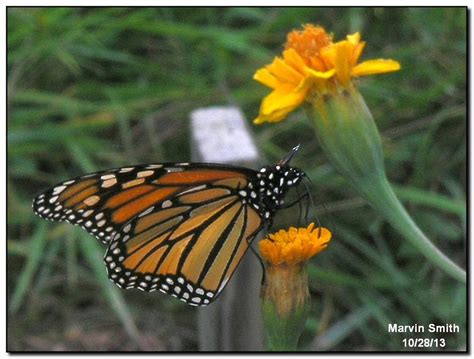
[352,59,401,77]
[351,41,366,67]
[301,68,336,94]
[259,223,332,265]
[259,241,280,265]
[322,40,354,86]
[254,68,280,89]
[254,85,308,124]
[346,32,361,44]
[282,48,307,74]
[309,56,327,72]
[304,67,336,79]
[252,25,402,124]
[267,57,304,84]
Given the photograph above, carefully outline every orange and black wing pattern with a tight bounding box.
[33,163,265,305]
[33,155,306,306]
[105,181,263,305]
[32,164,256,243]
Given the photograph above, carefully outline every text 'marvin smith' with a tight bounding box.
[388,323,460,333]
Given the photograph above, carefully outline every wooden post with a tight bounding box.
[190,106,264,351]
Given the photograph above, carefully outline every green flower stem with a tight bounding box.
[356,174,466,283]
[261,263,310,351]
[306,88,466,283]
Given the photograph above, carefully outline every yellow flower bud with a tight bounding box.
[259,224,331,350]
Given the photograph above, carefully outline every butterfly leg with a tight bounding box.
[247,235,266,285]
[295,186,305,226]
[280,191,310,226]
[279,191,309,210]
[280,188,321,228]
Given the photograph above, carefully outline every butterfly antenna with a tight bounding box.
[279,144,301,166]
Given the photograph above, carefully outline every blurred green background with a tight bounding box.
[7,7,466,351]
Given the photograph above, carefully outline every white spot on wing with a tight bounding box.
[139,207,155,217]
[119,167,134,173]
[137,170,154,178]
[178,185,207,196]
[166,167,183,173]
[82,209,94,217]
[53,185,66,195]
[101,174,116,180]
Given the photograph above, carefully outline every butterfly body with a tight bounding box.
[33,152,304,306]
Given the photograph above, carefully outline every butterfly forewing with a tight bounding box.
[33,164,169,243]
[32,163,255,244]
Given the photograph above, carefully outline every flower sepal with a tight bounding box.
[306,87,385,186]
[261,263,311,351]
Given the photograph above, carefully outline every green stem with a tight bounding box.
[306,90,465,283]
[357,175,466,283]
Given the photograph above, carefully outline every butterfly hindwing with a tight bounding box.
[104,183,264,306]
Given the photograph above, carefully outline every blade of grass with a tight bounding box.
[308,265,408,290]
[310,304,375,350]
[66,232,79,288]
[393,185,465,216]
[336,225,409,287]
[9,222,48,314]
[78,236,144,349]
[68,142,144,348]
[34,235,63,292]
[66,142,97,173]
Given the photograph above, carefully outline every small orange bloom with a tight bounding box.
[259,223,331,266]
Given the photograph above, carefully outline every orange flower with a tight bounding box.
[259,223,331,266]
[254,24,400,124]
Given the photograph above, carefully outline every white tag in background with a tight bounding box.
[191,106,259,164]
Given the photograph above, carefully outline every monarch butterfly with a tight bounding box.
[33,145,305,306]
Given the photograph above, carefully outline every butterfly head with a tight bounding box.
[256,163,304,215]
